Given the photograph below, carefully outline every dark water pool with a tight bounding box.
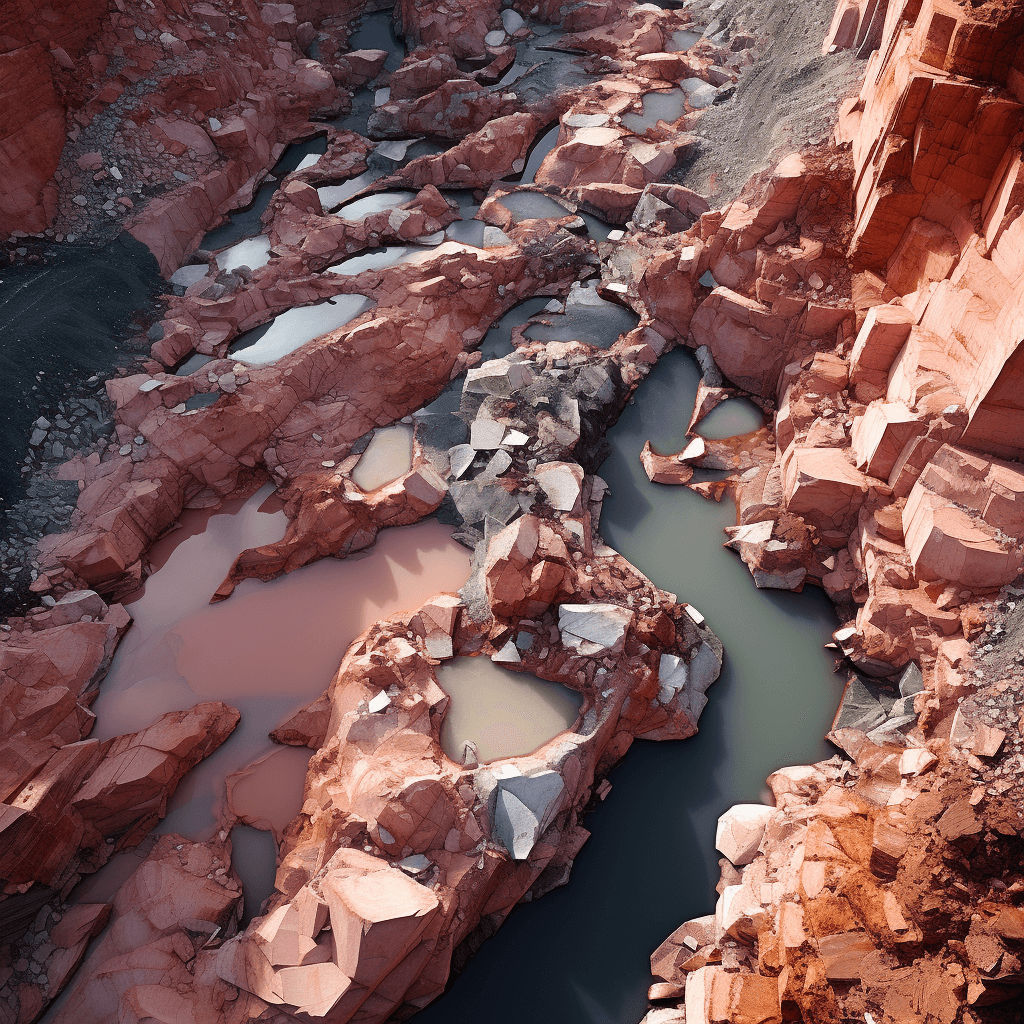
[411,348,842,1024]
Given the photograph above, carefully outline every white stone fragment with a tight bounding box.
[448,444,476,479]
[657,653,688,704]
[368,691,391,713]
[680,436,705,461]
[501,9,525,32]
[470,417,506,449]
[535,461,583,511]
[715,804,774,865]
[899,747,937,776]
[169,264,209,287]
[492,640,521,664]
[425,633,454,660]
[558,603,633,655]
[492,771,565,859]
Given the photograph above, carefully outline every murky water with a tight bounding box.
[695,397,764,438]
[480,295,553,358]
[445,190,486,247]
[332,11,405,138]
[411,349,842,1024]
[336,190,417,220]
[91,491,473,839]
[349,10,404,72]
[351,423,414,491]
[326,246,420,275]
[621,90,687,134]
[517,122,561,185]
[437,657,583,764]
[496,190,573,222]
[228,746,312,833]
[229,294,374,364]
[523,291,639,349]
[232,825,278,924]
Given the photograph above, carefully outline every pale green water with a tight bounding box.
[412,347,842,1023]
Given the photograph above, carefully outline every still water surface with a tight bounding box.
[411,348,842,1023]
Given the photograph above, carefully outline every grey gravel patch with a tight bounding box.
[671,0,864,202]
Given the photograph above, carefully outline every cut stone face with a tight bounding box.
[558,603,633,655]
[535,461,583,511]
[492,770,565,860]
[715,804,773,866]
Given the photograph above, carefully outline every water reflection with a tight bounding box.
[411,348,841,1024]
[91,489,472,839]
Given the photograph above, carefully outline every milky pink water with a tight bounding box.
[91,485,472,839]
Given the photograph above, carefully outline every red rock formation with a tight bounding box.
[0,0,111,234]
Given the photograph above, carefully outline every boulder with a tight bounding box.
[558,603,633,655]
[715,804,774,866]
[492,770,566,859]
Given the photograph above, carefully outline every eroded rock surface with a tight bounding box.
[4,0,1024,1021]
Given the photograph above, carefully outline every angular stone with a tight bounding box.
[558,603,633,655]
[715,804,774,866]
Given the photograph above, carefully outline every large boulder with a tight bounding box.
[715,804,774,866]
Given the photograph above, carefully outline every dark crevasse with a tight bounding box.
[411,348,843,1024]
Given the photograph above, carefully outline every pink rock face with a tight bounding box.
[689,288,786,397]
[850,400,926,479]
[1,691,237,888]
[397,0,503,60]
[904,444,1024,588]
[783,446,878,535]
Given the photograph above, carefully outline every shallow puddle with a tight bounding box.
[445,190,485,246]
[229,294,373,364]
[217,235,272,272]
[517,122,561,185]
[524,297,639,350]
[695,398,764,438]
[479,295,554,359]
[326,246,421,275]
[496,190,573,222]
[317,170,385,212]
[336,190,417,221]
[437,657,583,763]
[351,423,414,491]
[91,489,473,839]
[621,90,686,134]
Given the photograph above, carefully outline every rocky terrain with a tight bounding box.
[1,0,1024,1022]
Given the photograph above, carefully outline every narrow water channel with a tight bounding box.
[411,348,842,1023]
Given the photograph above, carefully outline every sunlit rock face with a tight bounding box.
[6,0,1024,1022]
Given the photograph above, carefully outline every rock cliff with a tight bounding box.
[1,0,1023,1022]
